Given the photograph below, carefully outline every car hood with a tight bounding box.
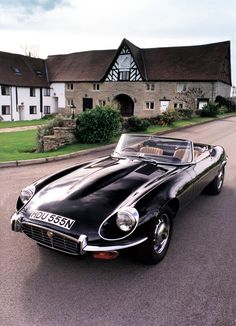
[22,156,175,239]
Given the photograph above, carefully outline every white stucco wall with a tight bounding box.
[0,85,60,121]
[50,83,66,109]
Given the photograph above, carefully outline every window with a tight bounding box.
[174,103,183,109]
[1,86,10,96]
[11,66,22,75]
[2,105,10,115]
[198,99,209,110]
[30,88,36,97]
[99,100,106,106]
[146,101,154,110]
[146,83,155,91]
[176,83,187,93]
[67,83,74,90]
[119,71,130,81]
[67,99,74,107]
[29,106,37,114]
[43,88,50,96]
[34,70,43,77]
[93,84,100,91]
[44,106,51,115]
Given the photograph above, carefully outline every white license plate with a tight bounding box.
[30,210,75,230]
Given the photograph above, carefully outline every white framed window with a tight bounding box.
[93,84,100,91]
[176,83,187,93]
[1,86,10,96]
[67,99,74,107]
[44,106,51,115]
[30,87,36,97]
[119,71,130,81]
[174,102,183,109]
[67,83,74,90]
[145,101,155,110]
[29,106,37,114]
[43,88,50,96]
[146,83,155,91]
[198,99,209,110]
[2,105,11,115]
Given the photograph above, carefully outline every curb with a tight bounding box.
[0,114,235,169]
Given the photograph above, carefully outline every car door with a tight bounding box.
[192,151,217,196]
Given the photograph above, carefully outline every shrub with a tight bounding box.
[36,116,65,152]
[199,102,219,117]
[75,105,121,143]
[123,116,150,132]
[177,108,193,120]
[151,110,179,126]
[215,96,236,112]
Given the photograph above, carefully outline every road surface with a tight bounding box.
[1,116,236,326]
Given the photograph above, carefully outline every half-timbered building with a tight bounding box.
[0,39,232,121]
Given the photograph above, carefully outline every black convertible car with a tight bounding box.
[11,134,227,264]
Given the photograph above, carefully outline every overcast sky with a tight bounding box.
[0,0,235,85]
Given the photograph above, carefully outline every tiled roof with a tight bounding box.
[46,39,231,85]
[142,41,231,84]
[0,51,49,87]
[0,39,232,86]
[47,50,116,82]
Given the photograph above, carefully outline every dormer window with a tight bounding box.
[34,70,43,77]
[11,66,22,75]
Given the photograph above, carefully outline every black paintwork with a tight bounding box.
[15,139,227,248]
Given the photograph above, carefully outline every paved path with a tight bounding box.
[0,125,38,133]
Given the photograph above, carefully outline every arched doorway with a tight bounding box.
[114,94,134,117]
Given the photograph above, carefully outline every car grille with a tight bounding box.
[22,223,79,255]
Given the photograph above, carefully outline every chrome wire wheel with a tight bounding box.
[216,169,224,191]
[153,213,171,254]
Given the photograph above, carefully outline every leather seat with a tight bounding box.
[140,147,163,155]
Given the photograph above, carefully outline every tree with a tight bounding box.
[175,88,205,111]
[21,44,40,58]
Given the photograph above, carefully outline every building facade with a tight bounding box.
[0,39,232,121]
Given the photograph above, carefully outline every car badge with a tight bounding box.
[47,231,54,239]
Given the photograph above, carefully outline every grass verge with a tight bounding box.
[0,114,235,162]
[0,119,49,129]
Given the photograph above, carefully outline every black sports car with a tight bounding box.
[11,134,227,264]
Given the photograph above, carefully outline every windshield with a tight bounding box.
[114,134,193,165]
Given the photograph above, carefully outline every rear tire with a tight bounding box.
[138,206,173,265]
[207,167,225,195]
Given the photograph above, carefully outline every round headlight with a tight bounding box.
[116,207,139,232]
[20,185,36,204]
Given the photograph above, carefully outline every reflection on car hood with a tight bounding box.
[23,157,176,238]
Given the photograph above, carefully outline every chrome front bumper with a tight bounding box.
[11,212,147,255]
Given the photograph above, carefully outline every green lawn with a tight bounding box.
[0,119,49,129]
[0,130,107,162]
[0,114,234,162]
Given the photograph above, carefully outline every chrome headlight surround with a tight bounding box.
[116,207,139,232]
[20,184,36,204]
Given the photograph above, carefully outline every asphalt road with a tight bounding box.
[1,117,236,326]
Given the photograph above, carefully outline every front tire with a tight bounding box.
[138,206,173,265]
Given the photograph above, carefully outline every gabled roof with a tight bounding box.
[102,38,146,80]
[0,39,232,86]
[46,39,231,85]
[0,51,49,87]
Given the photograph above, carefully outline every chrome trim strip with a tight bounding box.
[83,237,148,252]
